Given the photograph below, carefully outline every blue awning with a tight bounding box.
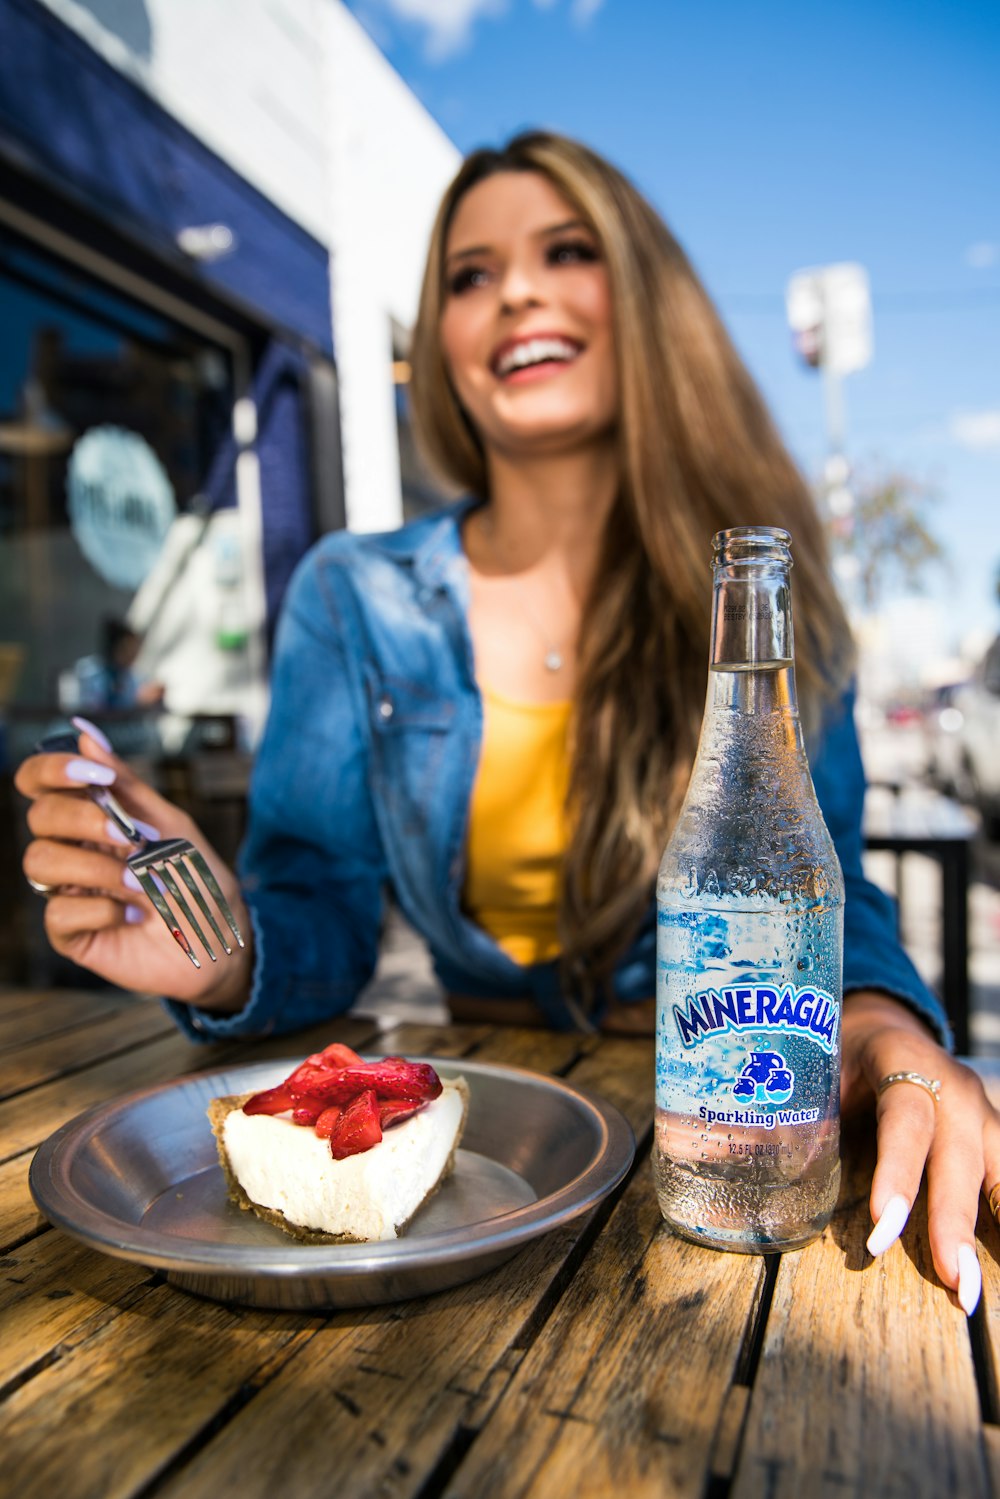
[0,0,333,355]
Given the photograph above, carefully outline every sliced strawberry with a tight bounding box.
[314,1104,343,1139]
[378,1099,423,1130]
[335,1059,442,1103]
[327,1088,382,1159]
[242,1083,295,1116]
[317,1043,363,1068]
[291,1106,321,1127]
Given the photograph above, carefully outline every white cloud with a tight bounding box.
[376,0,508,60]
[950,409,1000,450]
[370,0,604,58]
[965,242,999,269]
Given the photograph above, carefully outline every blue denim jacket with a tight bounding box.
[169,499,949,1046]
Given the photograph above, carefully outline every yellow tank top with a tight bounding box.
[463,685,572,966]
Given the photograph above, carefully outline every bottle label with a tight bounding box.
[655,907,842,1134]
[665,983,836,1125]
[672,983,838,1054]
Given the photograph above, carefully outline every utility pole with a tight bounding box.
[786,262,873,547]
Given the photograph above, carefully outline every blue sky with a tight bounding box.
[348,0,999,661]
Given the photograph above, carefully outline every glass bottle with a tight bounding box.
[654,526,844,1252]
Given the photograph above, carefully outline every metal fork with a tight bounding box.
[39,731,245,969]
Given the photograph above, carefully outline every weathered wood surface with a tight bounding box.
[731,1121,990,1499]
[1,990,998,1499]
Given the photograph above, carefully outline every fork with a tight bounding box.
[38,731,245,969]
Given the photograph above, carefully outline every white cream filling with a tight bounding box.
[223,1079,467,1241]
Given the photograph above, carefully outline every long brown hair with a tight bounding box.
[410,131,854,1003]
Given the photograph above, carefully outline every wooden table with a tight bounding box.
[4,985,1000,1499]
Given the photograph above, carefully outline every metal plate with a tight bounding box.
[29,1057,635,1310]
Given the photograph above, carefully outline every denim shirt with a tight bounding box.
[169,499,949,1047]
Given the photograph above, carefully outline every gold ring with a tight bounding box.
[877,1071,941,1105]
[25,876,59,898]
[988,1182,1000,1222]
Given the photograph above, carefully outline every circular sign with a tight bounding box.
[67,426,177,590]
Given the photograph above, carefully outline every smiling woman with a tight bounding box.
[15,130,1000,1312]
[438,171,618,464]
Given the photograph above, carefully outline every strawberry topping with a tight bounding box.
[314,1105,343,1139]
[327,1089,382,1159]
[242,1048,443,1158]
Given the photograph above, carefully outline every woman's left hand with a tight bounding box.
[841,989,1000,1314]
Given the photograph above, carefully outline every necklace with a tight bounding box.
[511,582,566,672]
[478,513,571,672]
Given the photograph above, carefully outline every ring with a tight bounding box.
[877,1070,942,1105]
[988,1182,1000,1222]
[25,876,59,898]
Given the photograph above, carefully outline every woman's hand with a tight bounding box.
[841,989,999,1314]
[15,719,252,1012]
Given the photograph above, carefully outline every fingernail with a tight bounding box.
[71,716,113,753]
[957,1244,982,1316]
[66,758,116,786]
[866,1193,910,1256]
[106,817,160,846]
[124,904,145,925]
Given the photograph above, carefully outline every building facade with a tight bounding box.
[0,0,459,758]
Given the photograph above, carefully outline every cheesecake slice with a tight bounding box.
[209,1049,468,1243]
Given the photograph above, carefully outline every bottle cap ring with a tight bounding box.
[876,1071,941,1105]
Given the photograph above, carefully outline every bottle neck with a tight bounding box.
[710,559,793,672]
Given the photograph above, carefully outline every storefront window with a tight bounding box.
[0,223,238,764]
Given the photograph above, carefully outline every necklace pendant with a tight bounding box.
[544,649,563,672]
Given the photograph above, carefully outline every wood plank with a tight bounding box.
[562,1033,653,1135]
[439,1164,766,1499]
[730,1124,990,1499]
[982,1425,1000,1499]
[0,988,142,1052]
[237,1016,383,1064]
[0,1282,321,1499]
[0,987,131,1021]
[370,1021,493,1059]
[0,1154,46,1249]
[0,1032,237,1163]
[142,1030,653,1499]
[0,1229,153,1391]
[0,1002,176,1100]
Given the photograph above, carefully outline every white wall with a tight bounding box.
[40,0,461,530]
[321,2,460,529]
[41,0,333,243]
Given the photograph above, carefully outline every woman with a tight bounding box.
[17,131,998,1311]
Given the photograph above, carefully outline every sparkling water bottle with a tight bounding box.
[654,527,844,1252]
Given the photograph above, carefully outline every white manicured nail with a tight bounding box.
[957,1244,982,1316]
[66,758,116,786]
[866,1194,910,1256]
[71,716,113,752]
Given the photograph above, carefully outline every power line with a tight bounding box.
[721,287,1000,315]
